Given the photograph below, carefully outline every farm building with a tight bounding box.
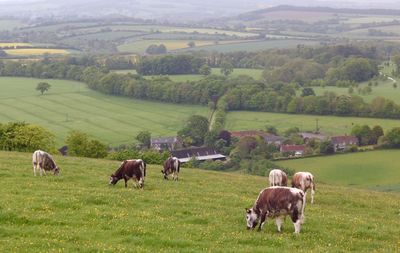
[151,136,182,151]
[263,135,285,146]
[280,144,306,157]
[172,147,226,163]
[299,132,327,143]
[331,136,359,151]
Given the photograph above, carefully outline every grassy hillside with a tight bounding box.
[276,150,400,192]
[0,77,207,146]
[225,111,400,136]
[0,151,399,252]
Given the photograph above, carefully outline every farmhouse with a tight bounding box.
[331,136,359,151]
[172,147,226,163]
[299,132,327,143]
[280,144,306,157]
[150,136,182,151]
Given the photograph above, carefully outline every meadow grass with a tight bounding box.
[225,111,400,136]
[0,77,207,146]
[276,150,400,192]
[4,48,69,56]
[117,40,222,53]
[0,151,399,252]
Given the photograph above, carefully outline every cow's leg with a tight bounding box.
[33,163,36,176]
[311,185,315,204]
[258,212,267,231]
[291,209,301,234]
[293,219,302,234]
[275,216,284,232]
[39,163,43,176]
[124,178,128,188]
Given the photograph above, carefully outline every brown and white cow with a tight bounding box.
[291,172,316,204]
[161,156,180,181]
[268,169,288,186]
[32,150,60,176]
[245,186,305,234]
[109,159,146,189]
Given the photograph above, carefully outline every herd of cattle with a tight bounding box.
[32,150,315,234]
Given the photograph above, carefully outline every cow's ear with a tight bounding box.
[245,208,251,213]
[160,170,163,173]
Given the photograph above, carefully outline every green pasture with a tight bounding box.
[0,77,207,146]
[112,68,264,82]
[312,79,400,103]
[225,111,400,136]
[184,39,320,53]
[276,150,400,192]
[0,19,25,30]
[0,151,399,252]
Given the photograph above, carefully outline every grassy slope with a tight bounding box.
[0,151,399,252]
[276,150,400,192]
[225,111,400,136]
[0,77,207,146]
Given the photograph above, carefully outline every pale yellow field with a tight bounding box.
[0,42,32,48]
[4,48,69,56]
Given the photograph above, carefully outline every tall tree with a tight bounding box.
[136,131,151,149]
[178,115,209,146]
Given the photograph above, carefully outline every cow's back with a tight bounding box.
[255,187,304,216]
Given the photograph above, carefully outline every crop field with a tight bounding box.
[4,48,70,56]
[225,111,400,136]
[276,150,400,192]
[0,77,207,146]
[0,151,399,252]
[0,42,32,48]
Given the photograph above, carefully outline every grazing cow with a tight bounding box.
[32,150,60,176]
[291,172,316,204]
[245,186,306,234]
[268,169,288,186]
[109,159,146,189]
[161,156,180,181]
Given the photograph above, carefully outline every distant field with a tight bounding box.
[0,19,25,30]
[276,150,400,192]
[184,39,320,53]
[0,42,32,48]
[0,151,399,252]
[0,77,207,146]
[225,111,400,136]
[313,79,400,103]
[112,68,264,81]
[4,48,70,56]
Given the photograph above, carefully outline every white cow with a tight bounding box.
[291,172,315,204]
[32,150,60,176]
[268,169,288,186]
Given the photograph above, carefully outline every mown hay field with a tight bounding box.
[0,77,207,146]
[4,48,70,56]
[0,151,399,252]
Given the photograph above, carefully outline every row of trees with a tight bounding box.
[136,55,206,75]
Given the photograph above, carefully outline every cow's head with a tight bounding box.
[53,166,60,176]
[109,174,118,185]
[245,208,259,230]
[161,169,169,180]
